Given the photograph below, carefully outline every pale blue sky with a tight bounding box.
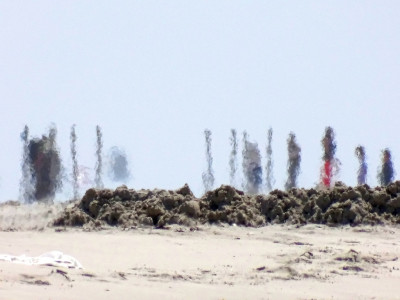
[1,1,399,201]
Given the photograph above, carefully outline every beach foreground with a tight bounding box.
[1,224,399,300]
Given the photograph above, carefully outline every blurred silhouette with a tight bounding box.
[95,125,103,188]
[355,145,367,185]
[285,132,301,190]
[378,148,394,186]
[70,124,79,199]
[27,126,63,203]
[265,128,274,192]
[202,129,214,192]
[242,131,262,194]
[229,129,238,187]
[108,147,130,182]
[320,126,340,188]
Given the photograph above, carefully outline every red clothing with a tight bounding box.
[322,160,332,187]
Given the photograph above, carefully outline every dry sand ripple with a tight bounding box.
[1,225,400,299]
[2,183,400,298]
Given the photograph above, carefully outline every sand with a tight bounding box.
[2,182,400,299]
[1,224,400,299]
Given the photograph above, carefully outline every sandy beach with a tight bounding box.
[1,224,400,300]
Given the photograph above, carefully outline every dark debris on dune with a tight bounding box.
[52,181,400,229]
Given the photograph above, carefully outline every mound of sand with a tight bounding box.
[0,201,64,231]
[53,181,400,228]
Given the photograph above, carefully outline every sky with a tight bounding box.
[1,1,400,201]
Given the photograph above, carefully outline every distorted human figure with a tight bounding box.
[355,145,367,185]
[28,129,62,203]
[320,126,340,188]
[378,148,394,186]
[242,132,262,194]
[285,132,301,190]
[108,146,130,182]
